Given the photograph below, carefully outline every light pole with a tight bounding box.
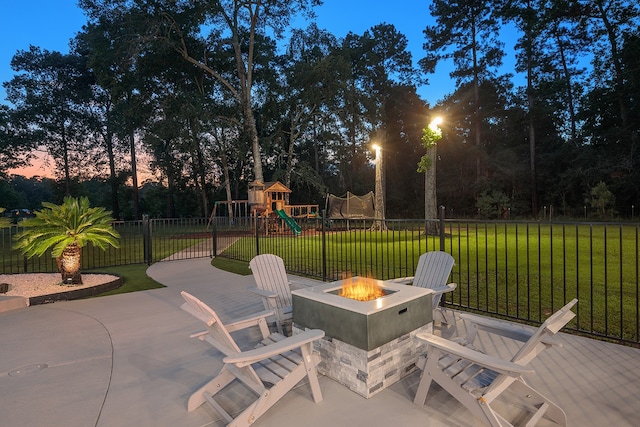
[420,117,443,235]
[371,143,387,231]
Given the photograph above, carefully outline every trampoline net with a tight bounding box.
[326,191,375,219]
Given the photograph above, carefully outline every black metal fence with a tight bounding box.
[213,214,640,347]
[0,216,213,273]
[2,212,639,346]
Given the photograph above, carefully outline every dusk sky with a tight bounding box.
[0,0,467,108]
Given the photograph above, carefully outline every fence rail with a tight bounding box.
[2,213,639,346]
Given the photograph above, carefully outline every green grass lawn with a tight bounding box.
[210,257,251,275]
[86,264,165,296]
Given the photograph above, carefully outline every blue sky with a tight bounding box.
[1,1,86,104]
[0,0,459,106]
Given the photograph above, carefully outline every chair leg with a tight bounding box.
[435,307,455,325]
[476,400,512,427]
[236,358,313,426]
[414,349,440,406]
[510,380,567,426]
[187,369,236,412]
[275,321,284,335]
[415,351,505,427]
[301,345,323,403]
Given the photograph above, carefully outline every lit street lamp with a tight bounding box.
[371,143,387,231]
[429,116,443,133]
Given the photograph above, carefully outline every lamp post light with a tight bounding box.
[420,117,443,235]
[371,143,387,231]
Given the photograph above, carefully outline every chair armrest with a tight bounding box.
[416,332,534,376]
[224,329,325,367]
[459,313,535,342]
[281,306,293,315]
[388,276,414,285]
[430,282,457,296]
[248,286,278,299]
[225,310,275,333]
[287,275,325,289]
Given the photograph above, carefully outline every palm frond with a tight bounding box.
[13,196,121,261]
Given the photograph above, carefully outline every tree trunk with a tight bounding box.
[527,21,538,216]
[61,127,71,196]
[471,20,483,180]
[553,26,578,145]
[105,129,120,220]
[285,110,302,189]
[127,91,141,220]
[424,145,438,235]
[191,126,209,218]
[371,146,387,231]
[57,244,82,284]
[243,98,264,183]
[596,2,629,127]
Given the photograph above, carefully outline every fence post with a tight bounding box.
[143,214,152,265]
[255,216,260,256]
[439,206,446,251]
[321,209,327,281]
[211,218,217,258]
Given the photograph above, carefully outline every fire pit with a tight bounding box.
[292,277,433,398]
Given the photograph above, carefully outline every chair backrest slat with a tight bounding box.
[250,254,293,309]
[413,252,455,308]
[181,291,242,356]
[511,298,577,365]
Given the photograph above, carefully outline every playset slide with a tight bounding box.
[276,209,302,235]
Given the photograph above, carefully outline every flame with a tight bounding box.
[338,274,385,302]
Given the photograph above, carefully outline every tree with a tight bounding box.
[268,25,335,189]
[13,196,120,284]
[81,0,320,185]
[330,32,373,194]
[380,84,430,217]
[74,25,147,220]
[329,24,422,197]
[0,105,35,178]
[587,181,615,218]
[0,208,11,228]
[581,0,639,130]
[422,0,505,180]
[5,47,95,195]
[432,76,521,217]
[538,0,589,146]
[476,189,511,219]
[358,24,423,220]
[578,1,640,212]
[503,0,592,215]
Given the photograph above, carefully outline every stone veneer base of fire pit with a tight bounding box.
[294,322,432,398]
[291,279,434,398]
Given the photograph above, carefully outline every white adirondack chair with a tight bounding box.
[249,254,294,335]
[393,251,457,323]
[413,298,578,427]
[180,291,324,427]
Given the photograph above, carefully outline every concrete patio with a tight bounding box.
[1,257,639,426]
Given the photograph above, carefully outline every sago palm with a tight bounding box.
[14,196,120,284]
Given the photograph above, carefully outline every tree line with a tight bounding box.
[0,0,638,220]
